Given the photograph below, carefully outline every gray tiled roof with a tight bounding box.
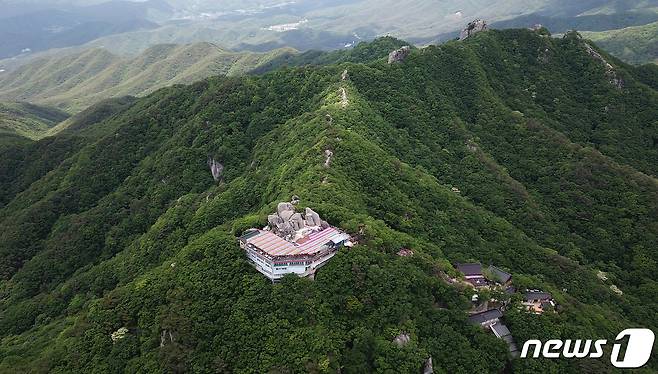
[488,265,512,283]
[468,309,502,325]
[456,262,483,276]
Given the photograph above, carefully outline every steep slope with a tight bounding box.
[0,102,69,140]
[0,31,657,373]
[581,21,658,64]
[0,43,295,113]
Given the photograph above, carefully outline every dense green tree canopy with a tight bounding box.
[0,30,656,373]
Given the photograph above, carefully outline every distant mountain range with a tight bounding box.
[3,0,658,62]
[582,21,658,64]
[0,43,294,113]
[0,0,173,59]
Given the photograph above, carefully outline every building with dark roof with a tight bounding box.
[468,309,502,326]
[491,323,519,357]
[523,291,556,314]
[487,265,512,285]
[456,262,488,287]
[524,291,552,302]
[456,263,483,277]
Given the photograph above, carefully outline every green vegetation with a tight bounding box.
[582,22,658,65]
[0,43,294,113]
[0,102,68,140]
[0,30,657,373]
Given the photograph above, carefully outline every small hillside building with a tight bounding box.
[523,291,555,314]
[239,201,350,282]
[468,309,502,327]
[456,262,487,287]
[487,265,512,285]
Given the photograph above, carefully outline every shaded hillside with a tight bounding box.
[0,102,69,140]
[582,21,658,64]
[0,30,657,373]
[0,43,294,113]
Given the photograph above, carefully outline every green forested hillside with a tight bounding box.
[0,102,69,140]
[0,43,294,113]
[582,21,658,64]
[0,30,657,373]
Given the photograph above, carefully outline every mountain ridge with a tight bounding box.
[0,29,656,372]
[0,43,296,113]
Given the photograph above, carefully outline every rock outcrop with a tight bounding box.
[393,332,411,347]
[111,327,129,343]
[423,356,433,374]
[339,87,348,108]
[583,43,624,89]
[207,157,224,181]
[387,46,411,64]
[459,19,487,40]
[268,202,329,239]
[324,149,333,167]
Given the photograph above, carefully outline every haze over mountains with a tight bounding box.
[2,0,658,63]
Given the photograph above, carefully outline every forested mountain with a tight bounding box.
[581,21,658,65]
[0,102,69,140]
[0,29,657,373]
[0,43,294,113]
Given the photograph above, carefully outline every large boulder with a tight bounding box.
[290,213,305,231]
[268,214,283,227]
[277,202,294,216]
[305,208,322,226]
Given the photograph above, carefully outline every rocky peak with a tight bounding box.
[459,19,487,40]
[388,46,411,64]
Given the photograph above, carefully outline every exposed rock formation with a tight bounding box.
[305,207,322,226]
[423,356,433,374]
[393,332,411,347]
[291,195,300,205]
[111,327,129,343]
[324,149,333,168]
[207,157,224,181]
[341,69,349,81]
[268,202,329,239]
[583,43,624,89]
[340,87,348,108]
[397,248,414,257]
[610,284,623,296]
[160,329,174,347]
[387,46,411,64]
[459,19,487,40]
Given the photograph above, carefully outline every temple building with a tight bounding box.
[239,201,351,281]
